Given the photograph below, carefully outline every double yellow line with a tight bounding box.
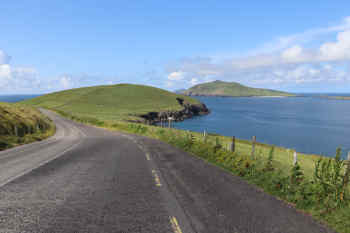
[147,153,183,233]
[170,216,183,233]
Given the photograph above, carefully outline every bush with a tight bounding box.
[313,148,350,211]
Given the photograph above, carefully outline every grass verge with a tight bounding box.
[0,102,55,151]
[52,110,349,233]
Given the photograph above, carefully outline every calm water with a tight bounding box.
[0,95,39,103]
[174,96,350,158]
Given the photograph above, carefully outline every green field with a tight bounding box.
[23,84,200,122]
[183,80,295,97]
[0,102,55,151]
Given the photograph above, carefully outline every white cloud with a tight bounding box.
[0,50,10,65]
[0,64,11,79]
[60,75,73,89]
[190,78,198,85]
[254,16,350,54]
[168,71,185,81]
[281,45,303,62]
[320,30,350,61]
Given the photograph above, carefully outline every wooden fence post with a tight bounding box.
[251,136,256,158]
[230,136,235,152]
[293,151,298,165]
[343,152,350,187]
[14,126,18,137]
[168,117,173,128]
[203,130,207,143]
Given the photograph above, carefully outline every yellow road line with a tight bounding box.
[170,216,183,233]
[152,170,162,186]
[145,153,151,161]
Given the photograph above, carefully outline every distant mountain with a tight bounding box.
[183,80,295,97]
[174,89,187,94]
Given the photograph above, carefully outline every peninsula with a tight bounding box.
[182,80,295,97]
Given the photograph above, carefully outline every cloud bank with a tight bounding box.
[166,17,350,91]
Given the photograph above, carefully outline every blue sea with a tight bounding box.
[0,95,39,103]
[174,95,350,158]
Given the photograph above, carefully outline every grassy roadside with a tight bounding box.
[53,109,349,233]
[0,102,55,151]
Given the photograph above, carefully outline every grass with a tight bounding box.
[0,102,55,151]
[22,84,201,122]
[184,80,296,97]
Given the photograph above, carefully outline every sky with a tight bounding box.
[1,1,350,94]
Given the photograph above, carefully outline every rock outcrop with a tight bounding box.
[137,97,210,125]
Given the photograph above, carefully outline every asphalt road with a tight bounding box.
[0,111,335,233]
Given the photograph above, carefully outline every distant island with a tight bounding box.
[319,96,350,100]
[182,80,295,97]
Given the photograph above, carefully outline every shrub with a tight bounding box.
[314,148,350,211]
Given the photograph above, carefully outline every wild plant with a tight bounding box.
[314,148,350,211]
[264,147,275,171]
[214,137,222,153]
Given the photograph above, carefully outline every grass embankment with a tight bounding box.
[0,102,55,151]
[22,84,200,122]
[183,80,296,97]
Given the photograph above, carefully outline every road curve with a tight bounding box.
[0,111,334,233]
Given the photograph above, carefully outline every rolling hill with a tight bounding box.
[22,84,209,123]
[183,80,295,97]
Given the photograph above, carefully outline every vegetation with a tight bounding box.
[49,110,350,233]
[0,102,55,151]
[183,80,295,97]
[22,84,201,122]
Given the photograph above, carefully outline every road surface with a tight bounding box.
[0,110,334,233]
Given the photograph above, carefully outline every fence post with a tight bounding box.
[293,151,298,165]
[203,130,207,143]
[168,117,173,128]
[230,136,235,152]
[14,126,18,136]
[251,136,256,158]
[344,152,350,187]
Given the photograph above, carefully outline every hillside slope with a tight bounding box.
[23,84,209,123]
[0,103,55,150]
[183,80,295,97]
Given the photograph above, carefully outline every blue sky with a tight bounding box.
[1,1,350,94]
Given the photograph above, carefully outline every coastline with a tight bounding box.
[137,98,210,124]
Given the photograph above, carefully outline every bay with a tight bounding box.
[174,95,350,158]
[0,95,39,103]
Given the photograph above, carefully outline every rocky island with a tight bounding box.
[182,80,295,97]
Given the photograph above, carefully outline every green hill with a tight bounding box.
[0,103,55,150]
[183,80,295,97]
[22,84,208,123]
